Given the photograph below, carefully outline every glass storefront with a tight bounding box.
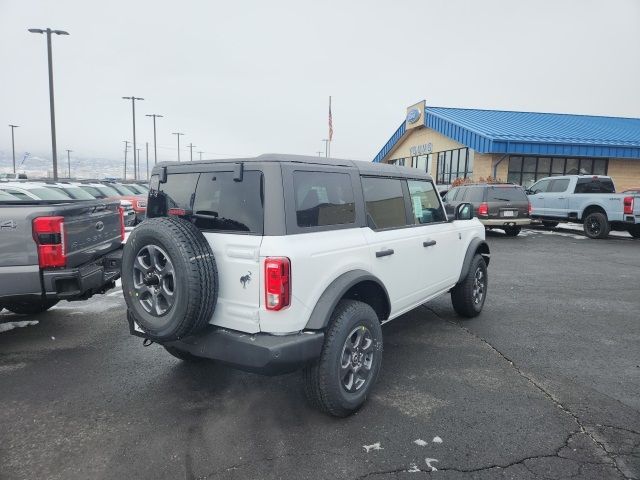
[507,156,608,187]
[436,148,473,184]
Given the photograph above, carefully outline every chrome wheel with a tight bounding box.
[340,326,375,393]
[472,267,485,305]
[132,245,176,316]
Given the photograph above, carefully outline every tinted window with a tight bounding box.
[293,171,355,228]
[575,178,615,194]
[362,177,407,230]
[0,190,19,200]
[466,187,485,203]
[548,179,570,193]
[109,184,137,195]
[57,186,95,200]
[444,187,459,201]
[407,180,446,224]
[25,187,72,200]
[193,171,263,233]
[487,187,526,202]
[2,189,31,200]
[148,173,199,217]
[529,179,551,194]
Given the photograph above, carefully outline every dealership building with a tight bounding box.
[373,101,640,191]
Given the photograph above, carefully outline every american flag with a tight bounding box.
[328,96,333,141]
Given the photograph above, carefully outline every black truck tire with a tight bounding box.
[122,217,218,342]
[583,212,610,239]
[3,300,59,315]
[628,225,640,238]
[451,255,488,318]
[504,226,521,236]
[303,300,383,417]
[542,221,559,228]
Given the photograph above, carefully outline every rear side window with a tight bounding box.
[193,171,263,233]
[407,180,446,224]
[154,173,199,213]
[362,177,407,229]
[465,187,485,202]
[293,171,355,228]
[575,178,615,194]
[487,187,526,202]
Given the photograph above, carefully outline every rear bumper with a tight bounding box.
[481,218,531,227]
[42,247,122,301]
[134,322,325,375]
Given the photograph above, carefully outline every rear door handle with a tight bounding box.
[423,240,437,247]
[375,249,394,258]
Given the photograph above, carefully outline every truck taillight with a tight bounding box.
[528,200,532,215]
[32,216,66,268]
[477,202,489,216]
[623,196,634,215]
[264,257,291,311]
[118,206,125,240]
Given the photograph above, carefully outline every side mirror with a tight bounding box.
[455,202,474,220]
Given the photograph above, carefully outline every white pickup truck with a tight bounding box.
[527,175,640,239]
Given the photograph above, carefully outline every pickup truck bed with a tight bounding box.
[0,199,123,313]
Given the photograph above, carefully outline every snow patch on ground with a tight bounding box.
[425,458,439,472]
[0,320,39,333]
[407,464,420,472]
[432,436,443,443]
[363,442,383,453]
[414,439,428,447]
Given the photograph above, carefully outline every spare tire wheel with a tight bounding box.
[122,217,218,341]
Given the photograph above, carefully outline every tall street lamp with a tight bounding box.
[145,113,163,165]
[66,149,72,178]
[28,27,69,181]
[197,150,204,161]
[172,132,184,161]
[122,96,144,180]
[8,125,19,173]
[187,143,196,162]
[123,140,130,179]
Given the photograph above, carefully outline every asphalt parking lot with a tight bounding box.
[1,228,639,480]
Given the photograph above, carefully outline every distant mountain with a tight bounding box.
[0,150,149,180]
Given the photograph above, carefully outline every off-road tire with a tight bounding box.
[303,300,383,417]
[628,225,640,239]
[504,226,521,237]
[583,212,610,239]
[542,221,559,228]
[164,346,206,362]
[451,254,487,318]
[122,216,218,342]
[3,300,59,315]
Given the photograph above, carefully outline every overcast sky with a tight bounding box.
[1,0,639,164]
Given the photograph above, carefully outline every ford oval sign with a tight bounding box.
[406,108,421,124]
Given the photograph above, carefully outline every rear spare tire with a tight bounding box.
[122,216,218,342]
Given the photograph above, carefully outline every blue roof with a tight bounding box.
[373,106,640,162]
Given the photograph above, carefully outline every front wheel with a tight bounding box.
[503,226,521,237]
[451,255,488,318]
[583,212,610,239]
[628,225,640,239]
[4,300,59,315]
[303,300,382,417]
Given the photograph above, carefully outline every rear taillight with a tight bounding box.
[623,196,634,215]
[118,206,125,240]
[528,201,532,215]
[477,202,489,216]
[32,216,66,268]
[264,257,291,311]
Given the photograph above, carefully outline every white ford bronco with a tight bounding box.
[122,154,490,416]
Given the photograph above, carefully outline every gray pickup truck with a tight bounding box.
[0,198,123,314]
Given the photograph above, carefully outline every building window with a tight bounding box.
[436,148,473,184]
[507,156,609,187]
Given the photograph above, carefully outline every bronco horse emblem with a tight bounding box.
[240,271,252,289]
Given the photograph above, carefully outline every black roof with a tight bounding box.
[156,153,433,181]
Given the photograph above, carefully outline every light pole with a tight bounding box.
[172,132,184,161]
[136,148,141,178]
[197,151,204,161]
[322,139,329,158]
[123,140,130,179]
[145,113,162,165]
[122,96,144,179]
[187,143,196,162]
[316,151,322,157]
[28,27,69,181]
[8,125,19,173]
[66,149,72,178]
[145,142,149,180]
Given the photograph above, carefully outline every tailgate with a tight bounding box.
[63,201,122,267]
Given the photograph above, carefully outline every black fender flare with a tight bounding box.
[457,238,490,284]
[304,270,390,330]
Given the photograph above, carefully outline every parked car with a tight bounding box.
[527,175,640,239]
[443,183,531,236]
[0,195,124,314]
[0,182,74,201]
[121,154,490,417]
[100,182,147,223]
[77,182,146,224]
[44,182,137,227]
[0,172,28,181]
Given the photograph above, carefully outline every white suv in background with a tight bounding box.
[122,154,490,417]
